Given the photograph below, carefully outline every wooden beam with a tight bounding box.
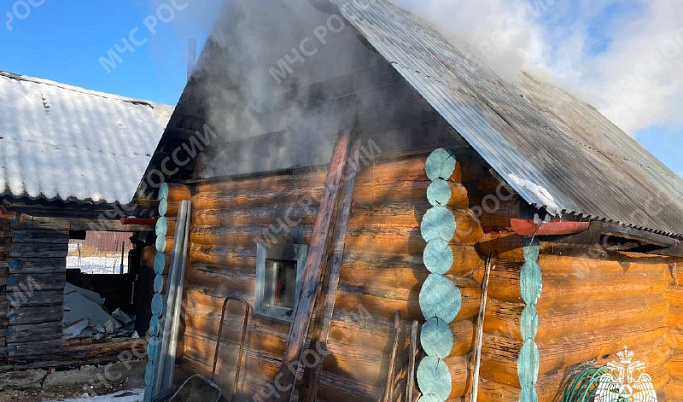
[12,216,151,232]
[602,222,679,249]
[276,129,352,401]
[301,140,361,402]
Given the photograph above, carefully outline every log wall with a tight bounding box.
[0,218,9,364]
[667,261,683,399]
[5,218,68,362]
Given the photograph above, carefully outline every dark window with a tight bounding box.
[255,244,308,323]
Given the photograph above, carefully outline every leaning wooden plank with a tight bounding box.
[276,129,352,401]
[383,311,401,402]
[301,139,361,402]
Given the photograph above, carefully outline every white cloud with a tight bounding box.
[394,0,683,135]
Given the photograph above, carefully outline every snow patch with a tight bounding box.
[42,388,144,402]
[507,173,560,215]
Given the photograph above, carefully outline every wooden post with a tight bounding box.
[406,320,419,402]
[301,139,361,402]
[383,310,401,402]
[470,255,492,402]
[276,129,352,401]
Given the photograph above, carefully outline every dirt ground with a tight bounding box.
[0,377,144,402]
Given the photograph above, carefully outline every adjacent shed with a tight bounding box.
[0,72,171,367]
[139,1,683,401]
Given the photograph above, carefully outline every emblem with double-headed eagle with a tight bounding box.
[595,346,657,401]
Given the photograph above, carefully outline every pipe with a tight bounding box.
[120,217,157,226]
[510,219,590,237]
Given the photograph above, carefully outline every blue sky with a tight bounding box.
[0,0,680,177]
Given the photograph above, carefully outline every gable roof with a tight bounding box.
[331,0,683,237]
[0,72,172,205]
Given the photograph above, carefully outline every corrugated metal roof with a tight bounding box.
[331,0,683,237]
[0,72,172,205]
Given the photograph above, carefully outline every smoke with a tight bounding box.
[394,0,683,135]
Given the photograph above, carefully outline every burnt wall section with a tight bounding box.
[5,218,68,363]
[0,218,9,364]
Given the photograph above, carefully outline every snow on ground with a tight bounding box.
[43,388,143,402]
[66,256,129,274]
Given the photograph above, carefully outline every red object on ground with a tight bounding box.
[510,219,590,236]
[121,217,158,226]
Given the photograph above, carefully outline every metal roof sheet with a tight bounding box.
[0,72,172,205]
[331,0,683,237]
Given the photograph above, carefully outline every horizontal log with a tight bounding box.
[8,258,67,274]
[189,244,256,267]
[9,243,68,258]
[166,183,192,202]
[425,148,459,182]
[5,321,62,343]
[11,230,69,244]
[185,265,255,295]
[334,278,480,323]
[427,179,469,209]
[538,320,668,378]
[192,186,324,211]
[476,379,520,402]
[7,338,62,358]
[477,199,521,233]
[479,333,522,386]
[7,272,65,291]
[192,205,318,228]
[195,170,327,195]
[7,304,63,325]
[352,180,429,206]
[3,290,63,307]
[538,255,668,275]
[190,226,314,249]
[484,296,668,343]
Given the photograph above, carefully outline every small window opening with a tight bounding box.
[255,243,308,323]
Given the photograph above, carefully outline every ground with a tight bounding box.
[0,378,144,402]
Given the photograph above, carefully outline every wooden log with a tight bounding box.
[423,240,481,275]
[190,226,314,249]
[9,243,68,258]
[352,180,430,206]
[421,317,453,358]
[184,265,255,295]
[8,305,63,325]
[195,169,327,195]
[454,210,485,244]
[427,179,469,209]
[417,355,451,400]
[8,258,67,274]
[166,183,192,202]
[425,148,458,182]
[192,186,325,211]
[6,321,62,343]
[7,272,65,291]
[11,230,69,244]
[191,205,318,228]
[477,199,522,233]
[476,380,520,402]
[276,129,351,401]
[7,339,62,358]
[450,319,475,356]
[3,290,63,307]
[420,206,456,243]
[419,274,461,323]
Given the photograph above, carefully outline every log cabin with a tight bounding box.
[0,72,170,370]
[138,0,683,401]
